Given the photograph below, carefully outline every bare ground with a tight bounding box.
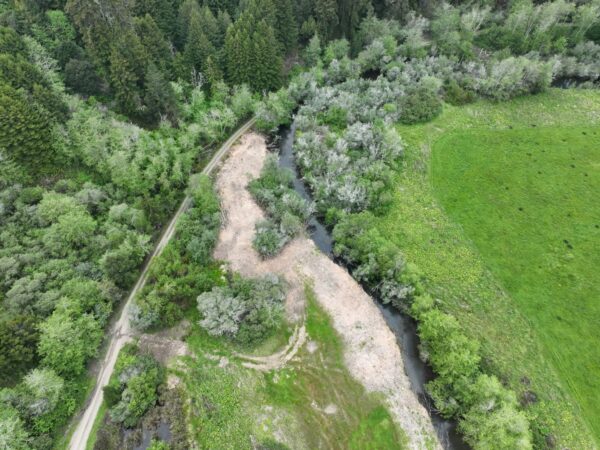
[214,133,440,449]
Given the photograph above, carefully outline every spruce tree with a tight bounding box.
[184,9,217,78]
[0,83,54,167]
[273,0,298,52]
[176,0,202,49]
[134,0,178,40]
[198,5,220,48]
[314,0,338,41]
[252,20,283,92]
[225,13,253,86]
[109,34,147,116]
[134,14,173,76]
[144,63,179,125]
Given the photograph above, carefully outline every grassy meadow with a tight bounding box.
[376,89,600,448]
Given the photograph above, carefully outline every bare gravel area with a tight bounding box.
[214,133,440,449]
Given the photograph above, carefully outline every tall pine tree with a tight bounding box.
[183,9,217,81]
[224,10,282,92]
[273,0,298,52]
[252,19,282,91]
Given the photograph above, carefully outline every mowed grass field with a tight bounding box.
[376,89,600,448]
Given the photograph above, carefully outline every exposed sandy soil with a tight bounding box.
[214,133,440,449]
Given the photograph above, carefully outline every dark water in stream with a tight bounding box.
[277,123,469,450]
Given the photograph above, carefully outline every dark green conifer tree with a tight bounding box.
[109,33,147,117]
[175,0,202,49]
[273,0,298,52]
[135,14,174,76]
[314,0,338,41]
[134,0,178,39]
[252,19,283,91]
[184,9,217,78]
[144,63,179,125]
[224,12,253,86]
[0,84,54,166]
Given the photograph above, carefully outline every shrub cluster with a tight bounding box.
[103,343,164,428]
[197,274,285,345]
[130,175,224,331]
[249,155,314,257]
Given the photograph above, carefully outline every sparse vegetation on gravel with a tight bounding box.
[249,155,314,257]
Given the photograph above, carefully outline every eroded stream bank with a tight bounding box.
[277,124,468,450]
[214,132,438,448]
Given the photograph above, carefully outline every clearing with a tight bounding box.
[188,132,439,448]
[376,88,600,448]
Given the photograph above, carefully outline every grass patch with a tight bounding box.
[376,88,600,448]
[261,284,408,449]
[85,401,107,450]
[179,284,409,449]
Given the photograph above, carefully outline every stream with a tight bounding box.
[277,122,469,450]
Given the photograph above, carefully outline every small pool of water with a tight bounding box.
[277,123,469,450]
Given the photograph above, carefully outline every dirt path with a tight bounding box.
[67,119,256,450]
[214,133,440,449]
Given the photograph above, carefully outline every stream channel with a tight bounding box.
[277,122,469,450]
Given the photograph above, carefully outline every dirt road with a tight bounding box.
[68,119,256,450]
[214,132,440,449]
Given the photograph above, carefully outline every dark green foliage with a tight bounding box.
[225,9,282,92]
[273,0,297,52]
[0,314,39,386]
[0,83,54,166]
[108,33,147,117]
[443,79,476,106]
[0,25,26,54]
[144,63,179,125]
[314,0,338,41]
[399,85,443,125]
[134,0,178,40]
[104,343,164,428]
[134,14,173,76]
[64,58,103,95]
[183,9,217,80]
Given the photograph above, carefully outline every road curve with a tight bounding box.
[68,118,256,450]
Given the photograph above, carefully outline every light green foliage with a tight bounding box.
[23,368,64,417]
[460,375,532,450]
[0,406,30,450]
[38,310,102,376]
[263,286,408,449]
[147,439,170,450]
[323,39,350,66]
[255,88,296,132]
[476,57,553,101]
[304,34,322,67]
[197,274,285,344]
